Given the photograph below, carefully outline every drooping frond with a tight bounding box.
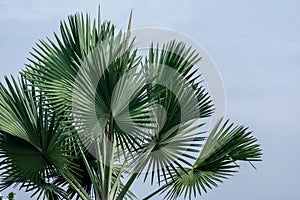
[0,76,77,199]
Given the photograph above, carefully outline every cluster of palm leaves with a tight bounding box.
[0,9,262,200]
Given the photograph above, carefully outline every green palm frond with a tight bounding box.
[23,10,142,199]
[195,119,262,167]
[24,11,143,157]
[145,119,262,200]
[0,76,76,199]
[24,12,117,112]
[147,41,214,119]
[122,41,213,185]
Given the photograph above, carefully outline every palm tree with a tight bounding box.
[0,9,262,200]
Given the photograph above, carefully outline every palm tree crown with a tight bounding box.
[0,9,262,200]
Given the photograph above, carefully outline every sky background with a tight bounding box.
[0,0,299,199]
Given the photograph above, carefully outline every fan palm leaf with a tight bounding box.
[125,41,214,183]
[144,119,262,200]
[0,76,79,199]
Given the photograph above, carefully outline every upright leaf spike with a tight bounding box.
[127,9,133,39]
[98,4,101,38]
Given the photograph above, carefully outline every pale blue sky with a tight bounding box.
[0,0,299,199]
